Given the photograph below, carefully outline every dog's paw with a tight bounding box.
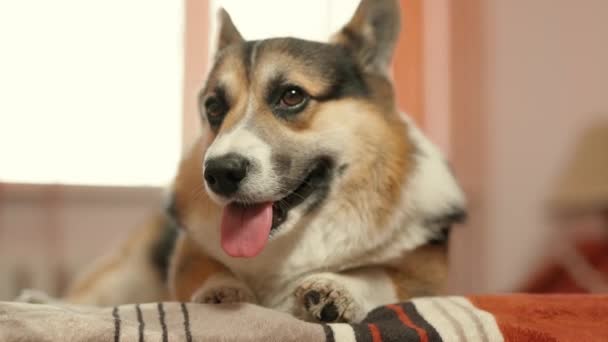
[191,285,256,304]
[190,273,257,305]
[15,289,60,305]
[294,277,362,323]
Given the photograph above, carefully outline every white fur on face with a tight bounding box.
[203,120,281,203]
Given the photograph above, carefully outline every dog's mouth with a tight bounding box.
[271,160,331,230]
[220,159,331,258]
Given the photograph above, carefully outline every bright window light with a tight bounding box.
[0,1,183,186]
[210,0,359,46]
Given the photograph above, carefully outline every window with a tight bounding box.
[0,1,361,186]
[0,1,184,186]
[210,0,359,46]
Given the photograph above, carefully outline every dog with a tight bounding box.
[64,0,466,323]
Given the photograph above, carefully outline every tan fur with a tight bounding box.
[316,100,414,231]
[168,233,227,301]
[387,245,448,300]
[172,136,217,222]
[168,138,236,302]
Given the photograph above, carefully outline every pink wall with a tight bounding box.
[182,0,210,150]
[0,185,161,299]
[482,0,608,291]
[422,0,451,155]
[446,0,608,292]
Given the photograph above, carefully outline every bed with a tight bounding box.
[2,294,607,341]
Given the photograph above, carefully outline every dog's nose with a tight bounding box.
[204,154,250,196]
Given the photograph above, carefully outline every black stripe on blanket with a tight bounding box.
[135,304,145,342]
[322,324,335,342]
[353,322,374,341]
[360,305,425,342]
[157,303,168,342]
[401,303,442,342]
[334,303,444,342]
[181,303,193,342]
[112,306,121,342]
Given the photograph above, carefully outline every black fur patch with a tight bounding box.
[164,194,184,229]
[319,303,340,322]
[241,41,258,83]
[270,156,335,233]
[339,27,366,55]
[271,153,292,175]
[303,157,335,214]
[261,38,369,101]
[426,208,467,245]
[338,163,349,175]
[165,194,178,221]
[150,217,179,283]
[199,85,230,132]
[304,290,321,309]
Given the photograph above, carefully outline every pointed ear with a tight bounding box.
[216,8,244,51]
[331,0,400,75]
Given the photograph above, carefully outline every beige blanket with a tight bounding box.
[0,301,325,342]
[4,294,608,341]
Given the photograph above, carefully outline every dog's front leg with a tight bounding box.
[190,272,256,304]
[292,268,399,323]
[169,233,256,304]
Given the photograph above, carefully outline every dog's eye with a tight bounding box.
[279,87,308,109]
[204,97,227,127]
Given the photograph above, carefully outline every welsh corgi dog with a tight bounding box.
[64,0,466,323]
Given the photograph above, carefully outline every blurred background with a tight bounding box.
[0,0,607,300]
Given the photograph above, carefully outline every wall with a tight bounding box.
[448,0,608,292]
[0,185,162,300]
[421,0,451,153]
[448,0,488,293]
[482,0,608,291]
[182,0,210,150]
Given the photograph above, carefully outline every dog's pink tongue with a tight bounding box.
[220,203,273,258]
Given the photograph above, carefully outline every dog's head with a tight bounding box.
[172,0,465,259]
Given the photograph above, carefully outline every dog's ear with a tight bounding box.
[331,0,400,75]
[217,8,244,51]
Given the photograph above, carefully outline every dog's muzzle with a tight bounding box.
[204,153,250,196]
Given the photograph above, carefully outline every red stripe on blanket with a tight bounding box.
[387,304,429,342]
[368,323,383,342]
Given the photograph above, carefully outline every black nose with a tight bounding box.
[204,154,250,196]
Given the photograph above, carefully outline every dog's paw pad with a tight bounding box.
[320,302,340,322]
[304,290,321,308]
[295,278,360,323]
[191,286,255,305]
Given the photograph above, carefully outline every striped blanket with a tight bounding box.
[1,295,607,341]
